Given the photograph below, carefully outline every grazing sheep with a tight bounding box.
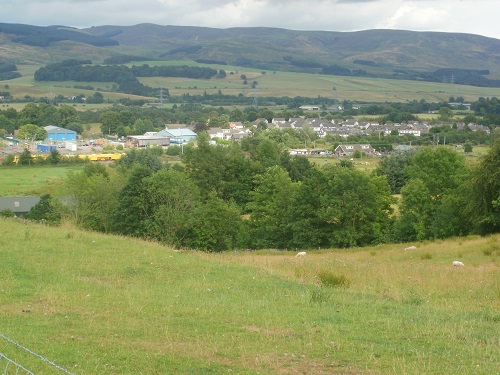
[405,246,417,251]
[295,251,307,257]
[453,261,465,267]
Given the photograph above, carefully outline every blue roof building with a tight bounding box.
[156,128,197,144]
[44,125,77,142]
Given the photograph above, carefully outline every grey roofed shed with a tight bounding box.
[0,196,40,216]
[128,135,170,147]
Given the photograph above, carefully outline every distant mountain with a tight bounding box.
[2,22,500,85]
[83,24,500,75]
[0,23,118,47]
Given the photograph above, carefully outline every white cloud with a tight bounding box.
[0,0,499,39]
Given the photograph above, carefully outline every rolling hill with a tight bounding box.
[2,22,500,81]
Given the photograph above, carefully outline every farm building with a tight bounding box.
[0,196,40,217]
[44,125,77,142]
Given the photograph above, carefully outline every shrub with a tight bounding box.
[0,208,15,217]
[482,247,495,256]
[2,154,15,165]
[166,145,182,156]
[318,270,350,288]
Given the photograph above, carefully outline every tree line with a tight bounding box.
[2,101,496,149]
[34,60,221,96]
[24,132,500,252]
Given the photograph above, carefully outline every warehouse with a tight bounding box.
[44,125,77,142]
[128,135,170,148]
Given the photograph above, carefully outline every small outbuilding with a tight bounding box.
[0,196,40,217]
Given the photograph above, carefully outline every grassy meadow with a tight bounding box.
[3,60,500,105]
[0,218,498,374]
[0,165,83,197]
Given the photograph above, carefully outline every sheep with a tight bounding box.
[405,246,417,251]
[295,251,307,257]
[453,261,465,267]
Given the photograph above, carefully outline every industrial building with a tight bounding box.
[128,135,170,148]
[44,125,77,142]
[156,128,197,144]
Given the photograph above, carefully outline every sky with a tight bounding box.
[1,0,500,40]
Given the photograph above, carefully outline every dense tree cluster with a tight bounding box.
[34,60,220,97]
[130,64,218,79]
[31,132,499,251]
[0,63,21,80]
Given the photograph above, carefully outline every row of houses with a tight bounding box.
[268,118,491,138]
[204,117,491,144]
[289,144,378,158]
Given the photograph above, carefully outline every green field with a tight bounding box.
[140,68,500,103]
[1,218,498,374]
[0,165,83,197]
[3,60,500,105]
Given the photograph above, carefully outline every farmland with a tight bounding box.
[1,218,498,374]
[3,60,500,107]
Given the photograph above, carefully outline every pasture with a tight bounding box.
[1,218,498,374]
[0,165,83,197]
[3,60,500,104]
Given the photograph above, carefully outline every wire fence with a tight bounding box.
[0,334,75,375]
[0,352,36,375]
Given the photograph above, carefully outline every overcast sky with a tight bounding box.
[2,0,500,40]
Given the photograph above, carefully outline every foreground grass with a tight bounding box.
[1,219,498,374]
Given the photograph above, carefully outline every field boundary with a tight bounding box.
[0,334,74,375]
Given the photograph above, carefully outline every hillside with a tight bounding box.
[1,217,499,374]
[85,24,500,77]
[2,22,500,83]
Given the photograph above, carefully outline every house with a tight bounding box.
[342,119,359,127]
[334,144,375,157]
[289,118,307,129]
[207,127,231,140]
[289,149,309,156]
[229,122,244,129]
[230,132,249,142]
[271,118,286,125]
[467,124,491,134]
[251,118,269,127]
[398,125,421,137]
[0,196,40,217]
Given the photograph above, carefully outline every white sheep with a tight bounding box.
[295,251,307,257]
[405,246,417,251]
[453,261,465,267]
